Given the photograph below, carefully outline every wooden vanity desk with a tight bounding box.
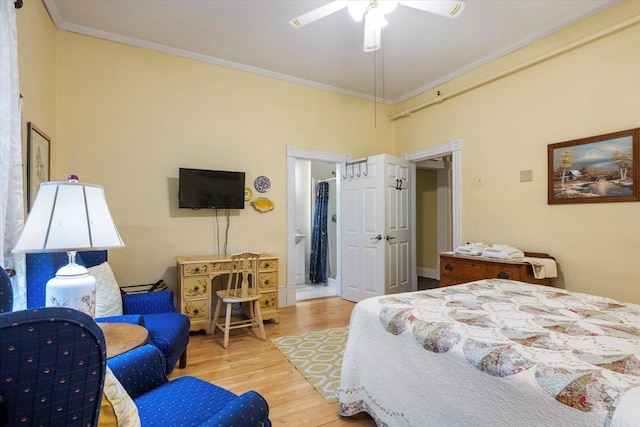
[439,252,555,287]
[176,255,279,334]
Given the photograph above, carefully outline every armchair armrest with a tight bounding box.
[95,314,145,326]
[198,391,271,427]
[122,290,176,314]
[107,344,168,399]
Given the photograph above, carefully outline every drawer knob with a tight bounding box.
[193,267,200,273]
[445,263,454,271]
[193,286,199,291]
[497,271,510,279]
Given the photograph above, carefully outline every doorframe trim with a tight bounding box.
[402,139,463,275]
[285,146,350,307]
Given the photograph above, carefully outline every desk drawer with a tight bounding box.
[183,300,209,322]
[259,291,278,312]
[441,259,486,280]
[490,264,521,280]
[259,259,277,271]
[183,263,212,276]
[183,277,210,298]
[258,272,277,291]
[441,259,523,281]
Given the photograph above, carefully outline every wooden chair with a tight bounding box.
[212,252,266,348]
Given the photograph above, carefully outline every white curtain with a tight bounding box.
[0,0,26,310]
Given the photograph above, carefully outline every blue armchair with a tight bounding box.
[0,268,13,313]
[26,250,190,374]
[108,344,271,427]
[0,307,107,426]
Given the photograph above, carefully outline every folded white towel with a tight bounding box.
[483,244,510,252]
[455,243,488,256]
[455,247,483,256]
[522,257,558,279]
[482,246,524,260]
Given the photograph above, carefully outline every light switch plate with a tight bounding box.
[520,170,533,182]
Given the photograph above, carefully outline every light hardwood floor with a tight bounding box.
[168,296,376,426]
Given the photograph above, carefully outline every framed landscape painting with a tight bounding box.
[27,122,51,211]
[548,128,640,204]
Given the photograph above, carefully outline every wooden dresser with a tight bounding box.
[176,255,279,334]
[439,252,554,287]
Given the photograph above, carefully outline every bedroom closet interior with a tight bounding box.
[294,159,338,301]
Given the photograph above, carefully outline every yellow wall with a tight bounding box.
[16,0,57,182]
[416,169,437,271]
[53,31,393,290]
[395,2,640,303]
[17,0,640,304]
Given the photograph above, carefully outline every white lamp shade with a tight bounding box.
[13,181,125,253]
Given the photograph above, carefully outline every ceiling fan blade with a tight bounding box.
[363,13,382,52]
[399,1,466,18]
[290,1,351,28]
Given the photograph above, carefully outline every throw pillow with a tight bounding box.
[99,366,141,427]
[88,262,124,317]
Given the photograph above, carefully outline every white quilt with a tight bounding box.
[337,280,640,427]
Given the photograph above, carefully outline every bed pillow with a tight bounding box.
[88,262,123,317]
[99,366,141,427]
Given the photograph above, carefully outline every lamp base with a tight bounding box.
[45,251,96,317]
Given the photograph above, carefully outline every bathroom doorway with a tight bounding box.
[294,159,339,301]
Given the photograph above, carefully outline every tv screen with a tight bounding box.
[178,168,245,209]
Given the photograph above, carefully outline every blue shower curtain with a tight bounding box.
[309,181,329,283]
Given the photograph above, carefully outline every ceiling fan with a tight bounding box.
[290,0,466,52]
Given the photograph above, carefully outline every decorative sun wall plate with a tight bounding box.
[250,197,274,212]
[254,176,271,193]
[244,187,253,201]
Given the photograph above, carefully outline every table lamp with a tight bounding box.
[13,175,124,317]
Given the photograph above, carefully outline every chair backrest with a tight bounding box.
[226,252,261,298]
[26,250,108,308]
[0,307,107,426]
[0,269,13,313]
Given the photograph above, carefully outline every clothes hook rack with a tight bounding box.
[342,158,369,180]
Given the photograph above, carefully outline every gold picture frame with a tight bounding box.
[27,122,51,211]
[548,128,639,204]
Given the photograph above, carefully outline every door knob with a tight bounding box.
[385,235,396,241]
[371,234,382,241]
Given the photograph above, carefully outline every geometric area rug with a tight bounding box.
[271,326,348,403]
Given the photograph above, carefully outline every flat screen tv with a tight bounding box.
[178,168,245,209]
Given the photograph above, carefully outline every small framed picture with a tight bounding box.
[548,128,639,204]
[27,122,51,211]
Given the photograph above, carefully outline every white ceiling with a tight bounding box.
[42,0,617,104]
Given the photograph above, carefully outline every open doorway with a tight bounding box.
[293,159,339,301]
[404,138,463,284]
[414,157,452,290]
[285,146,349,307]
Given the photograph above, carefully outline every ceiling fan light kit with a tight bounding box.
[290,0,466,52]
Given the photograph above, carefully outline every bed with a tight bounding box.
[336,279,640,427]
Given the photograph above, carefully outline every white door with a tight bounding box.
[341,154,412,302]
[385,157,412,295]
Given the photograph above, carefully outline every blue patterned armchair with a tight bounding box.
[26,250,190,374]
[0,307,107,426]
[108,344,271,427]
[0,268,13,313]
